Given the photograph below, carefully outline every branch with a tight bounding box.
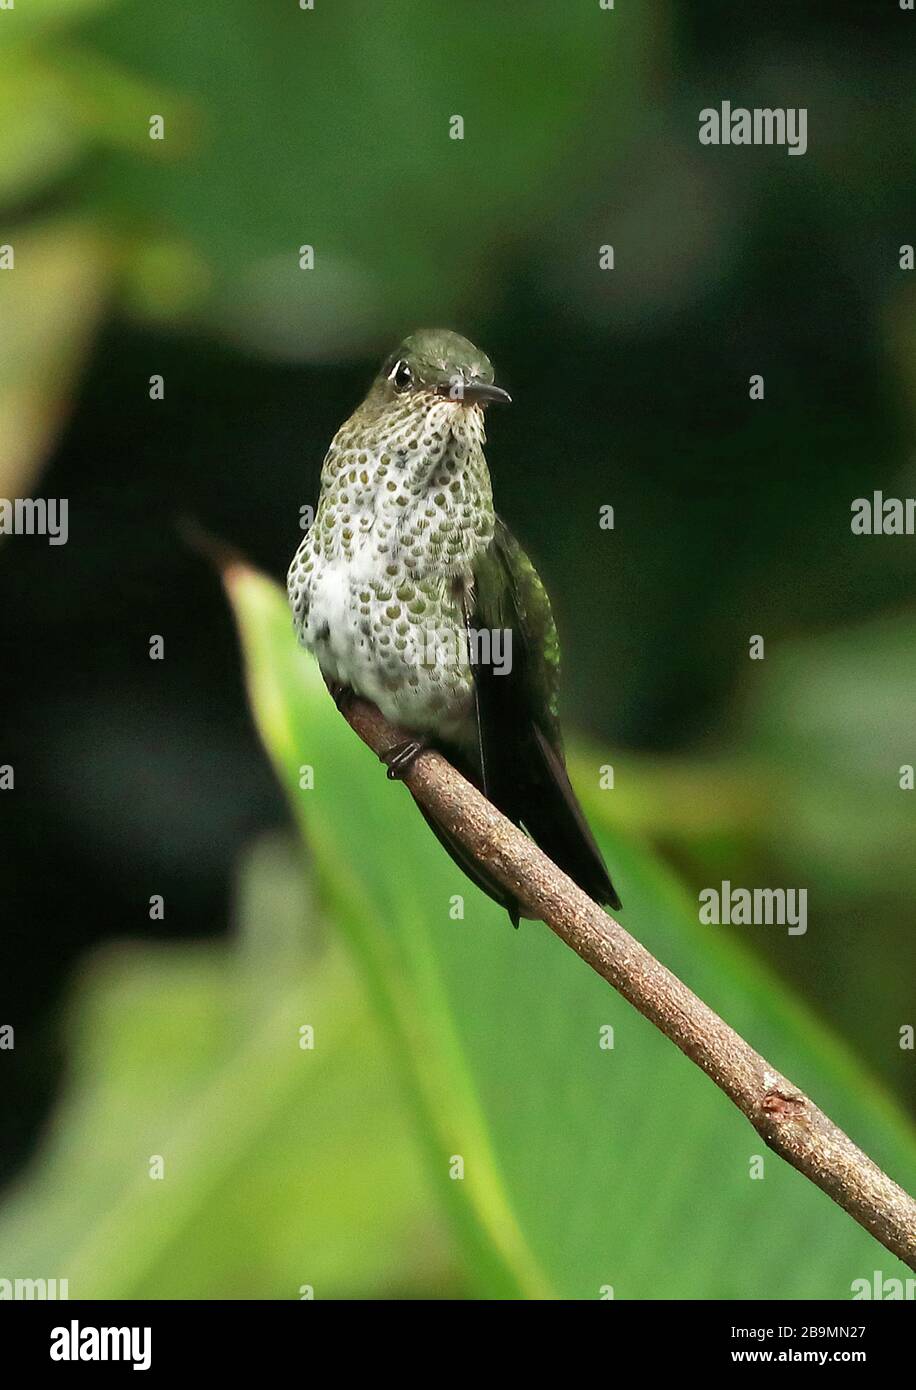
[339,690,916,1272]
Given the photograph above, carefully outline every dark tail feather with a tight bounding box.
[514,727,622,912]
[415,732,620,923]
[411,795,529,927]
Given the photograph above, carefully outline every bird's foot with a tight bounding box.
[381,737,427,780]
[327,680,355,712]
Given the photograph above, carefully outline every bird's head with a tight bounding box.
[328,330,509,496]
[369,329,511,413]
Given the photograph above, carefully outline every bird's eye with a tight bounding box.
[390,359,413,392]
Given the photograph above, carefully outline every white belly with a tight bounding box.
[290,548,475,741]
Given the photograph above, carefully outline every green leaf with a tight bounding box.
[228,563,916,1299]
[0,220,109,499]
[0,57,86,204]
[740,613,916,898]
[0,833,454,1299]
[2,0,119,45]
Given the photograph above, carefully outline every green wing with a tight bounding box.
[470,518,621,914]
[473,517,562,745]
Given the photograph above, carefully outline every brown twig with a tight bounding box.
[339,690,916,1271]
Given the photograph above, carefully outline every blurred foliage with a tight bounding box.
[572,612,916,1091]
[0,833,455,1299]
[82,0,651,355]
[0,221,109,496]
[2,0,653,356]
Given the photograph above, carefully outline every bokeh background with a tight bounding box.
[0,0,913,1299]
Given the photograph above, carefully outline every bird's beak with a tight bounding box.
[459,378,512,406]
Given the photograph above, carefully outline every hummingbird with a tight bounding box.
[287,329,620,924]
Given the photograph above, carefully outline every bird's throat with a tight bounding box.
[315,397,495,573]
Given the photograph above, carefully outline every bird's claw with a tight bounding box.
[381,738,427,780]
